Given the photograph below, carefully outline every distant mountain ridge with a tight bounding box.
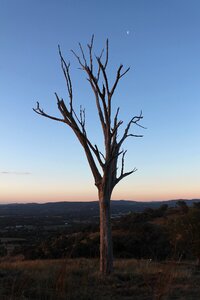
[0,199,199,219]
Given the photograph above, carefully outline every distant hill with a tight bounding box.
[0,199,199,219]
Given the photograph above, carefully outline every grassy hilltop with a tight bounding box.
[0,258,200,300]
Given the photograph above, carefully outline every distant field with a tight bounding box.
[0,258,199,300]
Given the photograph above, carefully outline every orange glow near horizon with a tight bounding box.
[0,171,199,204]
[0,188,199,204]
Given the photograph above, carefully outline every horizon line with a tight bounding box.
[0,198,199,205]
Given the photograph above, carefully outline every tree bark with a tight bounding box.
[98,188,113,275]
[196,257,200,268]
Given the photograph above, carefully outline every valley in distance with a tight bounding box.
[0,199,199,252]
[0,199,200,299]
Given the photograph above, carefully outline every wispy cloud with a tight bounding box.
[0,171,31,175]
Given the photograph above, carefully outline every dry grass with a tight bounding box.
[0,258,199,300]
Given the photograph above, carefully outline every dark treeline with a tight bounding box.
[1,201,200,264]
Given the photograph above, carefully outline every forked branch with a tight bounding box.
[115,149,137,185]
[118,111,145,148]
[58,46,73,114]
[33,101,66,123]
[33,36,144,191]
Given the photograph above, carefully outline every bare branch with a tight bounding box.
[71,40,108,139]
[86,60,110,129]
[118,111,144,148]
[69,105,86,135]
[33,102,66,123]
[79,43,87,66]
[95,144,106,161]
[96,57,109,95]
[80,106,85,126]
[87,34,94,72]
[126,134,143,138]
[119,67,130,78]
[116,167,137,185]
[114,107,120,124]
[58,46,73,113]
[96,48,104,82]
[120,150,127,177]
[104,39,109,69]
[115,150,137,185]
[87,78,106,135]
[111,107,123,138]
[71,49,85,68]
[85,139,105,169]
[110,65,130,98]
[55,93,73,126]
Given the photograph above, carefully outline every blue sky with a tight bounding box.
[0,0,199,203]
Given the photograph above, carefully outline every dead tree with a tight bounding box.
[33,36,144,275]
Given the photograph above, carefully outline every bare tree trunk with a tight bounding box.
[99,188,113,275]
[196,257,200,268]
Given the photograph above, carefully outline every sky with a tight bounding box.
[0,0,200,203]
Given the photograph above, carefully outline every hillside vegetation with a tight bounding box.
[4,201,199,263]
[0,201,200,299]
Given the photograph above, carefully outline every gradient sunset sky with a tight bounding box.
[0,0,199,203]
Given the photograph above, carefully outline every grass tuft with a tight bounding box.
[0,258,199,299]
